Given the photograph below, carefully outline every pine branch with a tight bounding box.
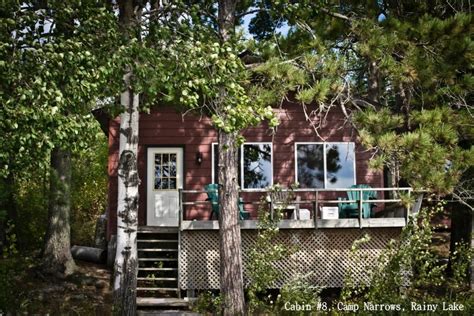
[236,8,267,19]
[319,7,352,22]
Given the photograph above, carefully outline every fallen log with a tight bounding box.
[71,245,106,264]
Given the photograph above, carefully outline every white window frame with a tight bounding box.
[211,142,274,190]
[211,142,217,184]
[294,142,356,189]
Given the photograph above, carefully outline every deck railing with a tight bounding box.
[178,187,416,230]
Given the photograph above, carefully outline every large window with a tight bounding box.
[295,143,355,188]
[242,143,272,189]
[212,142,273,189]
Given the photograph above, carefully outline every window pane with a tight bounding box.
[154,154,162,189]
[325,143,355,188]
[243,144,272,189]
[297,144,324,188]
[162,154,169,177]
[169,178,177,189]
[170,154,177,177]
[154,175,161,190]
[162,178,169,189]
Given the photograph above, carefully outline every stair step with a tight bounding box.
[137,277,177,281]
[137,287,179,291]
[136,297,192,307]
[138,267,178,271]
[138,258,177,262]
[138,248,178,252]
[138,239,178,243]
[138,227,178,233]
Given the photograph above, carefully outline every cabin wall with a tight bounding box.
[106,101,383,239]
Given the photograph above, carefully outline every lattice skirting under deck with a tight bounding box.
[179,228,401,289]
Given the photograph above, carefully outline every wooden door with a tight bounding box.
[146,147,183,226]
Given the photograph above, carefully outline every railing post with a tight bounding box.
[177,188,183,298]
[406,189,411,225]
[178,188,183,228]
[314,191,319,229]
[270,198,274,221]
[359,189,363,228]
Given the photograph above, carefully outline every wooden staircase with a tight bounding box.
[136,227,188,308]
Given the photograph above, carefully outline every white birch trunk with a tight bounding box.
[113,71,140,316]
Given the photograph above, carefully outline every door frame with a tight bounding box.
[145,145,185,226]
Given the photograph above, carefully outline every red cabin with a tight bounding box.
[98,100,413,304]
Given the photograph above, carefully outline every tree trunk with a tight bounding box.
[113,75,140,316]
[396,81,411,131]
[471,213,474,291]
[113,2,140,314]
[94,214,107,249]
[218,131,245,315]
[42,147,75,276]
[0,172,19,253]
[216,0,245,314]
[367,59,380,105]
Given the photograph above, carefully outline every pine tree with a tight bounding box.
[251,0,473,198]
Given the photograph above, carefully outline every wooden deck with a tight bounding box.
[136,187,418,303]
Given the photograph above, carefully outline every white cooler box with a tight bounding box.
[321,206,339,220]
[291,208,311,220]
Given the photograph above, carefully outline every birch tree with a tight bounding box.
[113,0,141,314]
[103,1,280,313]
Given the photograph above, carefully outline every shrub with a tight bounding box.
[246,185,293,312]
[341,202,474,311]
[275,273,323,315]
[192,291,222,314]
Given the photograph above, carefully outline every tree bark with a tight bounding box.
[217,1,245,314]
[0,172,19,252]
[114,3,140,313]
[396,81,411,131]
[114,74,140,315]
[217,131,245,315]
[94,214,107,249]
[471,213,474,291]
[367,59,380,105]
[218,0,236,41]
[113,71,140,315]
[42,147,75,276]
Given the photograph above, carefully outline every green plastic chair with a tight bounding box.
[338,184,377,218]
[204,184,250,220]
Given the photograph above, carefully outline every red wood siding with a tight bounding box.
[106,102,384,238]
